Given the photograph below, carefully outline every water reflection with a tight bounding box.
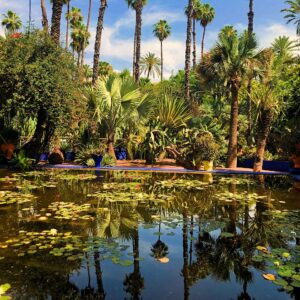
[0,170,299,299]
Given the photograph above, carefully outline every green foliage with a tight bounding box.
[101,153,116,167]
[86,158,96,167]
[11,150,34,171]
[75,144,106,166]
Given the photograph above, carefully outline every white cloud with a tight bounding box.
[256,23,299,48]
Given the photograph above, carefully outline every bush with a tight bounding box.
[75,144,106,166]
[101,153,116,167]
[86,158,96,167]
[11,150,34,171]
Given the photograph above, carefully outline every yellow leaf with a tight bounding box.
[256,246,268,253]
[263,274,276,281]
[158,257,169,264]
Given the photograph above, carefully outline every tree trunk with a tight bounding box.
[246,0,254,145]
[81,0,92,67]
[41,0,49,32]
[23,108,53,158]
[246,79,253,146]
[134,0,142,84]
[50,0,64,44]
[92,0,107,85]
[182,211,190,300]
[253,109,273,172]
[133,25,137,76]
[248,0,254,35]
[77,51,81,67]
[107,132,116,160]
[201,25,206,61]
[192,18,196,68]
[94,251,106,299]
[226,83,239,168]
[147,68,150,79]
[160,40,163,81]
[65,0,70,49]
[185,0,193,104]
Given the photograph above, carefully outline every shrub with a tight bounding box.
[101,153,116,167]
[75,144,106,166]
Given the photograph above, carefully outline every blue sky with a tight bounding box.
[0,0,298,78]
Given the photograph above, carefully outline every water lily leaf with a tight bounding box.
[220,232,234,238]
[0,284,11,295]
[167,232,175,236]
[278,268,293,278]
[119,260,133,267]
[252,255,264,263]
[291,281,300,288]
[292,274,300,281]
[273,279,288,287]
[263,274,276,281]
[153,232,163,236]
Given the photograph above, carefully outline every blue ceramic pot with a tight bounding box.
[93,155,103,168]
[65,151,75,161]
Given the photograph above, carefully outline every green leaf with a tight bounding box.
[0,284,11,295]
[119,260,133,267]
[291,281,300,288]
[273,279,288,287]
[292,274,300,281]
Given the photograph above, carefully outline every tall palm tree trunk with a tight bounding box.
[160,40,163,81]
[185,0,193,103]
[133,26,137,76]
[50,0,64,44]
[65,0,70,49]
[92,0,107,85]
[81,0,92,66]
[201,25,206,60]
[192,18,196,68]
[248,0,254,35]
[182,210,190,300]
[41,0,49,32]
[246,0,254,145]
[253,109,273,172]
[227,83,239,168]
[94,251,106,299]
[134,0,143,84]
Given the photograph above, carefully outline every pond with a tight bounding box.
[0,169,299,300]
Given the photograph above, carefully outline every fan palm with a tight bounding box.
[153,20,171,81]
[205,27,258,168]
[87,75,148,159]
[1,10,22,35]
[140,52,161,79]
[281,0,300,36]
[198,3,215,60]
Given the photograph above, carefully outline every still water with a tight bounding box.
[0,169,299,300]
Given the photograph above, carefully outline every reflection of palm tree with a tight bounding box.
[151,221,169,259]
[123,228,144,299]
[182,211,189,300]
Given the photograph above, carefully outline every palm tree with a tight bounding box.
[92,0,108,85]
[1,10,22,35]
[81,0,92,66]
[126,0,147,78]
[87,75,147,159]
[282,0,300,36]
[134,0,143,83]
[186,0,201,68]
[185,0,193,103]
[246,0,254,145]
[153,20,171,81]
[71,22,90,67]
[51,0,65,44]
[66,7,83,28]
[206,28,258,168]
[248,0,254,35]
[140,52,161,79]
[252,39,295,172]
[65,0,70,49]
[198,3,215,60]
[41,0,49,32]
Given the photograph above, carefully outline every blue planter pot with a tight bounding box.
[39,153,48,162]
[93,155,103,168]
[115,148,127,160]
[65,151,75,161]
